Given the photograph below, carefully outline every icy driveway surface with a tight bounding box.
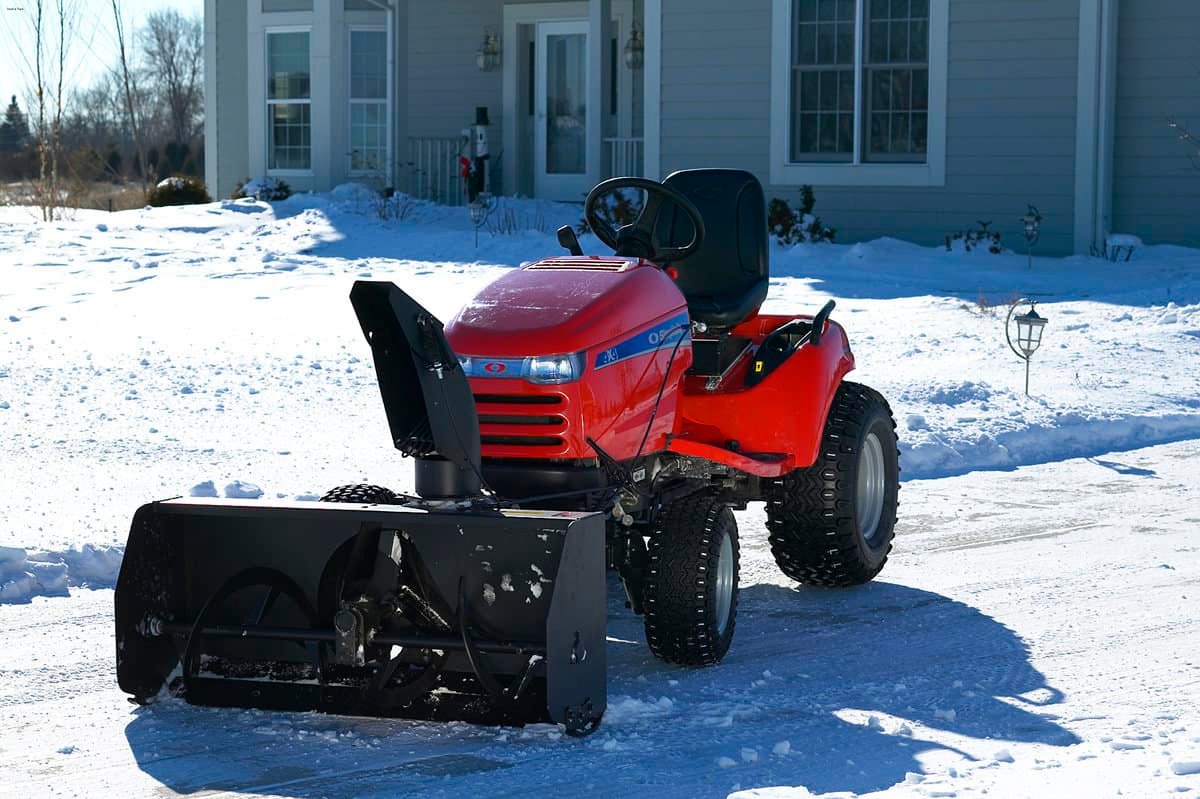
[2,440,1197,798]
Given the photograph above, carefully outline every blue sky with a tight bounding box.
[0,0,203,116]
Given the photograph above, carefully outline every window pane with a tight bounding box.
[868,22,888,62]
[267,32,310,100]
[890,0,908,18]
[350,30,387,99]
[838,69,854,111]
[836,22,854,65]
[912,68,929,109]
[819,70,838,110]
[870,113,888,153]
[817,0,835,21]
[889,19,909,61]
[801,71,819,109]
[871,70,891,111]
[912,112,928,152]
[795,0,817,22]
[870,0,888,18]
[911,0,929,17]
[269,103,311,169]
[910,19,929,61]
[816,23,835,63]
[350,101,388,171]
[796,23,817,64]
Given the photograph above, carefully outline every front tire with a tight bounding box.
[766,381,899,587]
[643,495,739,666]
[319,484,401,504]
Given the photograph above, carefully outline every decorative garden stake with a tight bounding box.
[1021,205,1042,270]
[1006,299,1048,396]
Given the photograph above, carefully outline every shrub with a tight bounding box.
[147,176,212,206]
[946,220,1002,254]
[768,185,836,244]
[231,176,292,201]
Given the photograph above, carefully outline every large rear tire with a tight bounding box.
[643,495,739,666]
[319,484,400,504]
[766,381,899,587]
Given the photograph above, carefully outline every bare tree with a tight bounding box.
[141,10,203,146]
[17,0,77,220]
[111,0,148,191]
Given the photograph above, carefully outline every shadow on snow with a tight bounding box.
[124,579,1077,798]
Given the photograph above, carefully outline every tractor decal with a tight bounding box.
[593,312,691,370]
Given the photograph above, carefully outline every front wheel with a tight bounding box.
[643,495,739,666]
[766,381,899,587]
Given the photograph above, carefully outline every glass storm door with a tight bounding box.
[535,21,589,201]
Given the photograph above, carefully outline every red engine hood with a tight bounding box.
[445,257,688,357]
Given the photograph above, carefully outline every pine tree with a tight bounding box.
[0,95,30,153]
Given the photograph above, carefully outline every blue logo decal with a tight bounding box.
[593,312,691,370]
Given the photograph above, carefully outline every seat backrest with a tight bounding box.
[655,169,769,326]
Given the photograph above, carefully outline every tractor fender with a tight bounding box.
[673,316,855,472]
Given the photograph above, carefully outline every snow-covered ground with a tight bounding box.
[1,191,1198,797]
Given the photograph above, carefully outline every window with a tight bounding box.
[267,31,311,172]
[349,29,388,173]
[770,0,946,186]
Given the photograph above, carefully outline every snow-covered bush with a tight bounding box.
[147,176,212,207]
[945,221,1002,254]
[1101,233,1141,262]
[768,186,836,244]
[231,176,292,201]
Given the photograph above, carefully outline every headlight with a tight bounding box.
[524,353,585,384]
[459,352,585,384]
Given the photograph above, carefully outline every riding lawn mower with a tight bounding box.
[115,169,900,735]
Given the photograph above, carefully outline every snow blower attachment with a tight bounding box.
[115,283,607,734]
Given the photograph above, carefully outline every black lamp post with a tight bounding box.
[1006,299,1048,396]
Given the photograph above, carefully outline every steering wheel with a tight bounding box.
[583,177,705,265]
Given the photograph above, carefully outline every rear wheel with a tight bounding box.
[643,495,739,666]
[766,381,899,587]
[319,484,400,504]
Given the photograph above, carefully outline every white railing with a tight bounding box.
[405,137,466,206]
[604,137,644,178]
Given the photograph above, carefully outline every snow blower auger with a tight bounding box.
[115,169,899,735]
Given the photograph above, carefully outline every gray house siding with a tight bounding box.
[659,0,1082,255]
[206,0,250,199]
[1112,0,1200,247]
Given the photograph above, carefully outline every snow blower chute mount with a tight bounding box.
[116,169,901,735]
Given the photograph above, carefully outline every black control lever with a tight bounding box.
[808,300,836,347]
[557,225,584,256]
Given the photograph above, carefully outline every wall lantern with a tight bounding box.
[623,26,644,70]
[1006,299,1049,396]
[476,29,501,72]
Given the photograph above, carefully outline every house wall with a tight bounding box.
[205,0,250,198]
[1111,0,1200,247]
[659,0,1084,255]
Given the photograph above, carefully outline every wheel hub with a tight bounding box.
[714,531,734,637]
[856,431,887,545]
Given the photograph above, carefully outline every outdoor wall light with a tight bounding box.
[476,29,501,72]
[1006,299,1048,396]
[1021,205,1042,270]
[623,26,644,70]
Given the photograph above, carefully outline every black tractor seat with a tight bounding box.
[655,168,770,331]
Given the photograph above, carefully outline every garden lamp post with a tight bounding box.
[1021,205,1042,270]
[1006,299,1048,396]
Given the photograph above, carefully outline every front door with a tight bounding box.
[535,20,589,201]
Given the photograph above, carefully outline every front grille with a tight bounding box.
[480,435,564,447]
[474,393,570,453]
[478,414,564,427]
[474,394,562,406]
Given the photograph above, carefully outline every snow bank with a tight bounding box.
[0,544,122,604]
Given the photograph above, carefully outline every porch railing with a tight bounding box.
[404,136,466,206]
[604,137,644,178]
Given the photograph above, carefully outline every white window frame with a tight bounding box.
[266,25,314,177]
[770,0,948,187]
[347,25,391,177]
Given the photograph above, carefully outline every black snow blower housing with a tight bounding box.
[115,283,607,734]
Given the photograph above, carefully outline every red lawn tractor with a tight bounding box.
[116,169,900,735]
